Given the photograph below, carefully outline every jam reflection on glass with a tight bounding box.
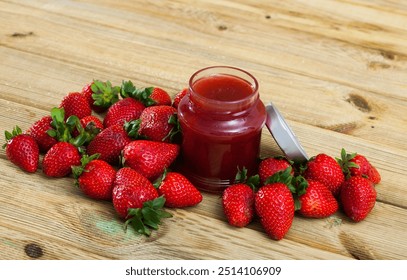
[177,66,266,193]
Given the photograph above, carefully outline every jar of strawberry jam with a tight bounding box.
[177,66,266,193]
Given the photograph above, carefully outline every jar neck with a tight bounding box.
[188,66,259,114]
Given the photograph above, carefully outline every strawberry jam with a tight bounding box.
[177,66,266,193]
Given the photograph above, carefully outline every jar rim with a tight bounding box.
[188,66,259,106]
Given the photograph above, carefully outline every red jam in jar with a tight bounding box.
[177,66,266,193]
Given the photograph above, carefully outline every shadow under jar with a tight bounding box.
[177,66,266,193]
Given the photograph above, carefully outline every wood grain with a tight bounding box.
[0,0,406,260]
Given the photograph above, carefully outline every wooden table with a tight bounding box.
[1,0,406,260]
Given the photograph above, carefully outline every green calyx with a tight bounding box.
[336,148,359,179]
[152,169,168,189]
[124,196,173,236]
[120,80,156,107]
[263,166,307,211]
[46,108,97,147]
[234,167,260,191]
[3,126,23,149]
[123,119,142,139]
[90,80,120,109]
[71,153,100,183]
[162,113,181,142]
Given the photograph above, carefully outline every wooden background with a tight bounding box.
[0,0,406,260]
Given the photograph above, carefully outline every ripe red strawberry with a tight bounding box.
[59,92,92,119]
[103,97,145,128]
[86,124,132,165]
[340,176,376,222]
[3,126,39,173]
[172,88,188,109]
[368,166,381,185]
[114,167,152,188]
[149,87,172,106]
[337,148,381,184]
[112,168,172,236]
[258,157,293,184]
[154,171,202,208]
[255,182,295,240]
[121,81,171,106]
[72,115,103,139]
[222,184,255,227]
[303,153,345,197]
[297,180,338,218]
[112,173,158,219]
[133,105,179,142]
[222,168,259,227]
[42,108,92,177]
[79,115,104,131]
[81,80,120,113]
[121,140,180,180]
[26,115,58,153]
[72,155,116,200]
[42,141,81,177]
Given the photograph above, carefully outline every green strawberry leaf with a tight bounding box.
[3,126,23,148]
[123,119,142,139]
[292,175,308,196]
[91,80,120,108]
[123,196,172,237]
[336,148,359,179]
[162,113,181,142]
[120,80,137,99]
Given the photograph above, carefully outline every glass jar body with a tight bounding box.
[177,66,266,193]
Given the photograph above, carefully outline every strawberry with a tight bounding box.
[112,168,172,236]
[126,105,179,142]
[79,116,104,132]
[86,124,132,165]
[303,153,345,197]
[72,155,116,200]
[337,148,381,184]
[59,92,92,120]
[103,97,145,128]
[81,80,120,113]
[72,115,103,139]
[258,157,293,184]
[43,141,81,177]
[3,126,39,173]
[121,80,171,106]
[368,165,381,185]
[113,167,152,188]
[42,108,91,177]
[172,88,188,109]
[222,184,255,227]
[340,176,376,222]
[149,87,172,106]
[297,179,338,218]
[222,168,259,227]
[255,183,295,240]
[26,115,58,153]
[121,140,180,180]
[154,171,202,208]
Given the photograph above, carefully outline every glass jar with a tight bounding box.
[177,66,266,193]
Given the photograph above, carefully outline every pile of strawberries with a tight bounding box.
[3,80,197,236]
[222,150,381,240]
[3,79,382,241]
